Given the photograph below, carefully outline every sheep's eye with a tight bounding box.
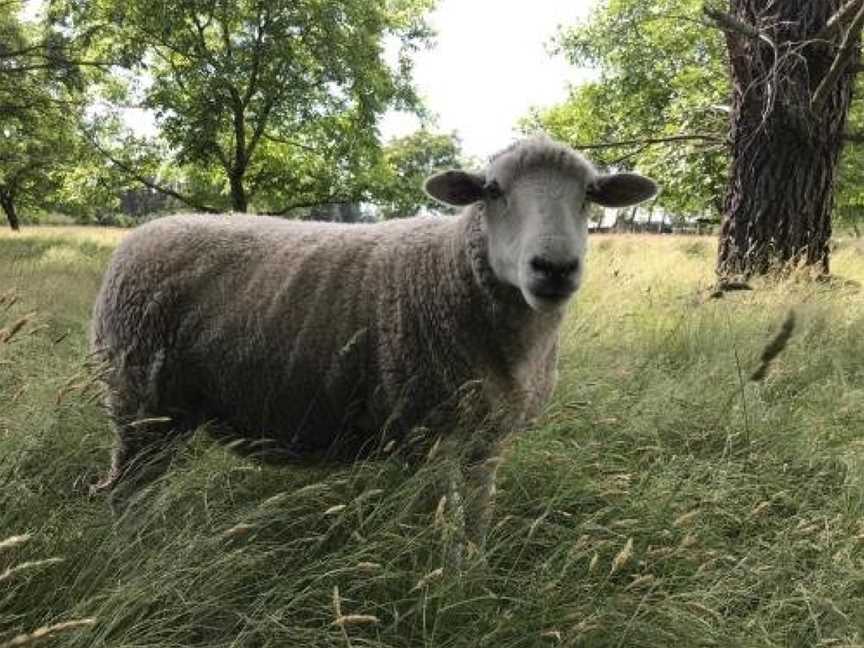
[484,181,503,201]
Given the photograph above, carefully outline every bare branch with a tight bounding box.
[0,44,49,59]
[812,1,864,111]
[842,132,864,143]
[245,97,276,161]
[703,6,771,85]
[815,0,864,41]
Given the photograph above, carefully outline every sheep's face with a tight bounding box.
[425,147,656,313]
[483,167,590,312]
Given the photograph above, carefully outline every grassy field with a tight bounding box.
[3,225,864,647]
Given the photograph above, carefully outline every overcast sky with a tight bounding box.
[382,0,596,160]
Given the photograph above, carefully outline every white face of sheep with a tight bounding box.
[425,157,657,312]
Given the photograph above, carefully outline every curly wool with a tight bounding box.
[90,206,564,462]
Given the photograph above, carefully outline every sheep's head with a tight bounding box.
[425,137,656,312]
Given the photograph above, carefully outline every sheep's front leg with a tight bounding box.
[463,456,501,554]
[439,449,501,571]
[442,462,468,571]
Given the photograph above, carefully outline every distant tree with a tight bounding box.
[0,3,76,229]
[56,0,436,214]
[0,0,119,229]
[369,130,463,218]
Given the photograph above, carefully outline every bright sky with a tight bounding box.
[382,0,597,160]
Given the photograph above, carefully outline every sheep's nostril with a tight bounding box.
[560,259,580,275]
[530,256,580,278]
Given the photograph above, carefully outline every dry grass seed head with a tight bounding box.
[610,538,634,575]
[0,534,31,551]
[411,567,444,592]
[0,558,64,584]
[0,313,35,345]
[0,619,96,648]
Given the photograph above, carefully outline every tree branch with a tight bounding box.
[812,0,864,111]
[82,130,220,213]
[245,96,276,161]
[262,195,356,217]
[0,59,115,73]
[815,0,864,41]
[241,4,268,108]
[571,133,724,150]
[261,133,320,152]
[703,7,760,39]
[703,6,768,85]
[842,132,864,143]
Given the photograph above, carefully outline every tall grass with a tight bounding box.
[2,228,864,646]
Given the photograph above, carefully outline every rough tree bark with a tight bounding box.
[713,0,862,277]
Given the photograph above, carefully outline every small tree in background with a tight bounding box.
[56,0,436,215]
[369,130,463,218]
[0,1,93,230]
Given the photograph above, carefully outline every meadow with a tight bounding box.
[3,225,864,647]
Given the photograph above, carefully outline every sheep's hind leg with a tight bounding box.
[92,398,188,512]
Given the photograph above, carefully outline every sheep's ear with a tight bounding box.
[424,170,486,206]
[586,173,658,208]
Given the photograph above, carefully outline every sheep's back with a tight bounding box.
[92,213,457,455]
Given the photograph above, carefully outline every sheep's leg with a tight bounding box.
[91,418,173,491]
[436,434,502,570]
[462,456,502,554]
[442,462,468,571]
[91,415,184,509]
[92,356,187,510]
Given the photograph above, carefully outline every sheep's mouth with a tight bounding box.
[528,282,576,302]
[524,283,577,312]
[531,288,571,301]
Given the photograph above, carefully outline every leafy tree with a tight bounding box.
[532,0,864,276]
[0,1,91,230]
[522,0,728,221]
[369,130,462,218]
[836,80,864,230]
[57,0,436,214]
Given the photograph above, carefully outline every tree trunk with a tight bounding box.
[0,191,20,231]
[716,0,858,277]
[229,172,248,212]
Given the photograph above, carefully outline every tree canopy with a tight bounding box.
[54,0,437,214]
[522,0,728,220]
[369,130,463,218]
[525,0,864,230]
[0,0,92,229]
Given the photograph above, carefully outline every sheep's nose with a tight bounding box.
[530,256,580,280]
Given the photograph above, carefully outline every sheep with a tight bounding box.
[90,135,656,557]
